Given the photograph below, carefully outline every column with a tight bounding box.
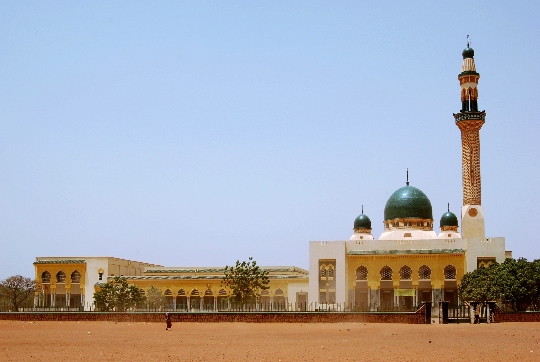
[187,297,191,311]
[173,297,176,311]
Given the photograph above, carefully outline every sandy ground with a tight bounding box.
[0,320,539,361]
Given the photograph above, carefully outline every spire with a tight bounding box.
[406,168,409,186]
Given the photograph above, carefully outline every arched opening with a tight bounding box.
[42,271,51,284]
[190,289,200,310]
[443,265,458,306]
[379,266,394,311]
[259,289,270,310]
[164,289,173,309]
[354,266,368,310]
[69,270,82,308]
[55,271,67,307]
[274,289,286,310]
[176,289,187,311]
[70,270,81,283]
[398,266,413,310]
[418,265,432,303]
[217,289,228,310]
[56,271,66,283]
[40,272,51,307]
[203,289,214,311]
[318,260,336,305]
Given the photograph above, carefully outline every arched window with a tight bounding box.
[164,289,172,296]
[204,289,213,295]
[71,270,81,283]
[328,268,334,278]
[191,289,200,296]
[444,265,457,279]
[275,288,284,295]
[218,289,227,296]
[178,289,186,296]
[260,289,269,295]
[139,289,145,296]
[56,271,66,283]
[356,266,368,280]
[399,265,412,280]
[42,271,51,284]
[321,269,326,278]
[380,266,393,280]
[419,265,431,280]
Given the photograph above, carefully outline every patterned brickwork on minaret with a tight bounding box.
[456,117,484,205]
[454,38,485,207]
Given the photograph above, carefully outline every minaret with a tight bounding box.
[453,37,485,239]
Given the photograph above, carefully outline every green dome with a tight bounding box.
[384,186,433,221]
[462,47,474,59]
[440,211,459,227]
[354,214,371,229]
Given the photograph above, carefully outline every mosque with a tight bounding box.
[33,43,510,312]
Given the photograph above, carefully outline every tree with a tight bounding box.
[93,276,144,312]
[222,257,269,305]
[459,265,498,304]
[146,286,164,309]
[0,275,38,311]
[493,258,538,312]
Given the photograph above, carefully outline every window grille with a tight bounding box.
[399,265,412,280]
[380,266,393,280]
[356,266,368,280]
[56,271,66,283]
[321,269,326,278]
[444,265,457,279]
[178,289,186,295]
[164,289,173,296]
[71,270,81,283]
[275,288,284,295]
[204,289,213,295]
[219,289,227,295]
[42,271,51,284]
[191,289,200,296]
[419,265,431,279]
[328,268,334,278]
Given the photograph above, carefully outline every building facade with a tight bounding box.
[308,43,510,311]
[34,43,509,313]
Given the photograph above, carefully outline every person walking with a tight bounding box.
[165,312,172,330]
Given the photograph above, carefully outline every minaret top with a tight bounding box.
[462,35,475,59]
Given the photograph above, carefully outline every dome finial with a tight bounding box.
[406,168,409,186]
[467,34,470,48]
[448,202,450,212]
[362,205,364,213]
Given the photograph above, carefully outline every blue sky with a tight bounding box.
[1,1,539,279]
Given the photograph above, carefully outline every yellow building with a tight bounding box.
[34,257,308,310]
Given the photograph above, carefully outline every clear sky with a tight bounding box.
[1,1,539,279]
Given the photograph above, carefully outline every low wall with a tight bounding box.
[0,311,425,324]
[495,312,540,323]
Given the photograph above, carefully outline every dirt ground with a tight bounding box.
[0,321,539,361]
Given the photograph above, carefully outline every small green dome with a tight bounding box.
[354,214,371,229]
[440,211,459,227]
[384,186,433,221]
[462,47,474,59]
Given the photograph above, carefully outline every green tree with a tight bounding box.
[0,275,38,311]
[459,265,498,304]
[222,257,269,305]
[532,259,540,311]
[494,258,538,312]
[146,286,164,309]
[93,276,144,312]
